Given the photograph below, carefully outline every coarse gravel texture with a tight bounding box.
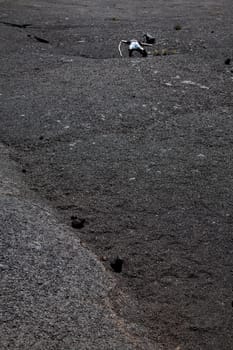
[0,143,157,350]
[0,0,233,349]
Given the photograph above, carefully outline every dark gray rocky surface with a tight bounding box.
[0,0,233,349]
[0,143,156,350]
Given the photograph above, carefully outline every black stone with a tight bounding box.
[174,24,182,30]
[110,257,124,273]
[143,33,155,44]
[28,34,49,44]
[71,218,85,229]
[34,36,49,44]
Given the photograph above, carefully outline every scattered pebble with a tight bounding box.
[61,58,73,63]
[111,257,124,273]
[174,24,182,31]
[225,58,231,65]
[144,33,155,44]
[197,153,206,158]
[28,34,49,44]
[100,256,107,262]
[182,80,195,86]
[71,218,86,229]
[129,177,136,181]
[182,80,209,90]
[199,84,209,90]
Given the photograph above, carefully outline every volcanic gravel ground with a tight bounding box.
[0,0,233,349]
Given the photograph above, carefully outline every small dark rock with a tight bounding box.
[143,33,155,44]
[71,215,77,220]
[22,168,27,173]
[71,218,85,229]
[174,24,182,31]
[188,273,198,279]
[211,30,214,33]
[39,135,44,140]
[34,35,49,44]
[225,58,231,65]
[27,34,49,44]
[100,256,107,262]
[110,257,124,273]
